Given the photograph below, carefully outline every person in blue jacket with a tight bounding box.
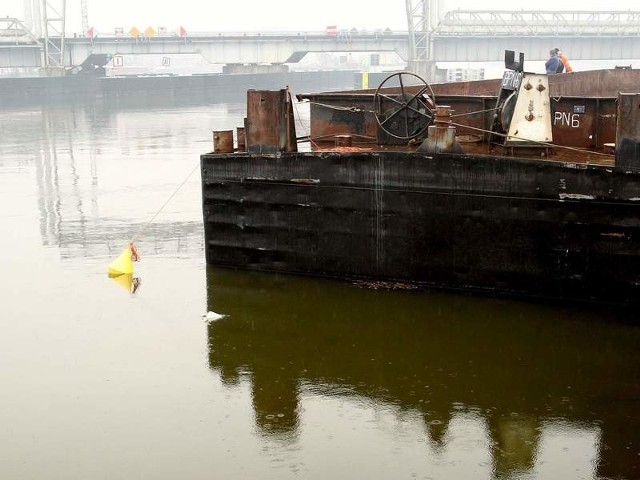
[545,49,561,74]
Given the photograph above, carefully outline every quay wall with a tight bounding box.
[0,70,366,107]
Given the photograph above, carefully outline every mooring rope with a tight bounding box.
[130,161,201,245]
[289,90,323,151]
[449,121,615,158]
[306,101,500,118]
[307,100,376,115]
[293,95,380,148]
[450,107,498,118]
[309,101,369,113]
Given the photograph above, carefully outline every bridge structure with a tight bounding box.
[1,10,640,78]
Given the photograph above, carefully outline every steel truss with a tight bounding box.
[433,10,640,36]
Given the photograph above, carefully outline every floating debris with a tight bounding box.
[203,311,226,322]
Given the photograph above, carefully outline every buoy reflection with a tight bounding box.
[108,272,142,294]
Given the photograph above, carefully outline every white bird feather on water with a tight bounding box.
[203,311,226,322]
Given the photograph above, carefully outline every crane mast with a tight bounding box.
[41,0,67,71]
[80,0,88,35]
[405,0,441,80]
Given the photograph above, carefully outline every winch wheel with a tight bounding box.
[373,71,436,140]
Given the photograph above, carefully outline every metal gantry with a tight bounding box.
[0,17,40,45]
[404,7,640,78]
[41,0,66,69]
[405,0,446,79]
[432,10,640,36]
[405,0,429,65]
[80,0,88,36]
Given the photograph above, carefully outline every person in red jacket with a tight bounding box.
[554,48,573,73]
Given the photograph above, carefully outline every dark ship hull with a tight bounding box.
[201,66,640,305]
[201,149,640,305]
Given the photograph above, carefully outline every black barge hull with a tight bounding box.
[201,151,640,305]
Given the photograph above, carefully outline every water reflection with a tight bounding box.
[11,104,237,258]
[20,100,311,262]
[108,273,142,294]
[206,266,640,478]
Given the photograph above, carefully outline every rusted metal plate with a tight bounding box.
[246,89,297,153]
[429,69,640,98]
[551,97,617,149]
[213,130,234,153]
[548,69,640,97]
[307,94,377,141]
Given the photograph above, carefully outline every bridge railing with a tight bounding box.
[66,29,402,41]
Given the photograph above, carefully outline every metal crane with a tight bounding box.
[41,0,67,70]
[16,0,68,70]
[405,0,442,79]
[80,0,88,35]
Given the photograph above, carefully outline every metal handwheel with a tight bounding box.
[373,71,436,140]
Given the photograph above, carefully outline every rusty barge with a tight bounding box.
[200,54,640,306]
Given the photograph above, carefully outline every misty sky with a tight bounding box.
[3,0,639,35]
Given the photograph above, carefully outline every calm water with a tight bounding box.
[1,94,639,480]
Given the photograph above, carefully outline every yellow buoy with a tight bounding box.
[107,247,133,276]
[107,243,139,276]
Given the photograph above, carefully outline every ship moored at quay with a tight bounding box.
[200,53,640,306]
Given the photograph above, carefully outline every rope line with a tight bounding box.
[130,161,201,244]
[307,101,500,118]
[449,121,614,158]
[450,107,498,118]
[307,100,376,115]
[289,88,323,150]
